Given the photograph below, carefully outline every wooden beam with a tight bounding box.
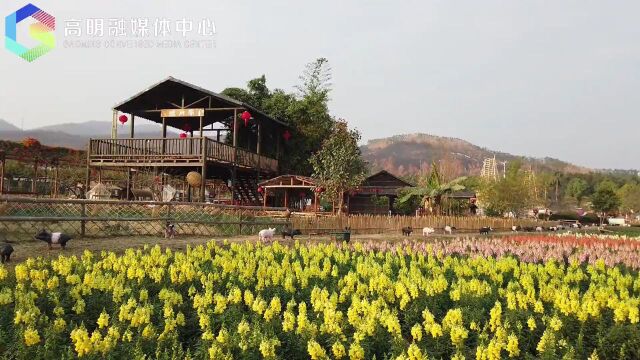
[111,110,118,139]
[130,114,135,138]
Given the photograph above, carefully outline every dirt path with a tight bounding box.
[2,231,523,266]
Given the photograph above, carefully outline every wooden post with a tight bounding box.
[257,122,262,154]
[53,164,59,198]
[314,192,318,214]
[284,189,289,209]
[199,116,204,138]
[231,110,238,203]
[162,117,167,154]
[84,142,91,199]
[32,160,37,194]
[263,187,268,208]
[0,153,4,195]
[200,138,207,203]
[126,168,131,201]
[111,110,118,139]
[130,114,135,138]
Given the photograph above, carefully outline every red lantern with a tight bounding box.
[241,111,252,127]
[314,187,325,194]
[179,133,188,138]
[283,130,291,141]
[257,186,264,194]
[119,115,128,125]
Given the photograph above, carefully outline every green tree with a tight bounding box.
[478,161,534,217]
[591,184,621,225]
[220,58,335,175]
[617,183,640,216]
[565,177,588,204]
[309,120,367,214]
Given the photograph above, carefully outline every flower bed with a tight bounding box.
[1,238,639,359]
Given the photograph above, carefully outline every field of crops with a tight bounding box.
[1,234,640,359]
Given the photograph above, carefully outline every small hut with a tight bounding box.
[347,170,414,215]
[258,175,319,212]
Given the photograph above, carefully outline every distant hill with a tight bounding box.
[0,120,178,149]
[360,133,591,177]
[0,119,20,132]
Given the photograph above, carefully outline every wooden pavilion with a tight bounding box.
[258,175,319,212]
[346,170,414,215]
[86,77,290,204]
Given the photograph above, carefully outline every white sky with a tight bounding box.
[1,0,639,170]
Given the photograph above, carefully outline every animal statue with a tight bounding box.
[401,226,413,236]
[282,229,302,240]
[34,229,72,250]
[422,227,435,236]
[535,226,543,232]
[165,223,177,239]
[479,227,493,235]
[0,244,13,263]
[511,225,522,232]
[258,228,276,242]
[444,226,456,235]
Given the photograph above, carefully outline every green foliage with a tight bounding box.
[478,161,534,216]
[397,163,466,215]
[220,58,334,175]
[309,120,367,214]
[617,183,640,215]
[591,184,621,222]
[565,178,589,204]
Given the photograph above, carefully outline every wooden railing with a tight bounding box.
[89,137,278,172]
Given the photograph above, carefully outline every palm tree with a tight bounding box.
[397,162,467,215]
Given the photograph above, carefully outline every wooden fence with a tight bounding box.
[292,214,555,235]
[0,197,290,241]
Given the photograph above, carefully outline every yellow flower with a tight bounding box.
[332,341,346,359]
[411,324,423,342]
[97,311,109,329]
[307,339,327,359]
[23,327,40,347]
[506,334,520,357]
[527,317,536,331]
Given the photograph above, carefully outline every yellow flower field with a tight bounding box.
[1,240,640,359]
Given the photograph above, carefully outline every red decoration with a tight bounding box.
[179,133,188,138]
[241,111,252,127]
[154,176,161,184]
[257,186,264,194]
[118,115,128,125]
[283,130,291,141]
[314,187,325,194]
[182,123,192,132]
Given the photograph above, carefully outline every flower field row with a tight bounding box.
[1,238,640,359]
[357,234,640,269]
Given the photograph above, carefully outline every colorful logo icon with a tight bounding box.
[5,3,55,62]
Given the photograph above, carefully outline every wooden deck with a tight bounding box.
[88,137,278,173]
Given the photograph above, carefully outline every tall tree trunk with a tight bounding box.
[337,191,344,215]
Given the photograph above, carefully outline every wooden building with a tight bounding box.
[346,170,413,215]
[86,77,290,204]
[258,175,319,212]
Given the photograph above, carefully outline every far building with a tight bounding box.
[346,170,414,215]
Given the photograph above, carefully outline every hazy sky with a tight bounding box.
[1,0,639,170]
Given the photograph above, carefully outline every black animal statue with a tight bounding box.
[282,229,302,240]
[402,226,413,236]
[0,244,13,263]
[34,230,72,250]
[479,227,493,235]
